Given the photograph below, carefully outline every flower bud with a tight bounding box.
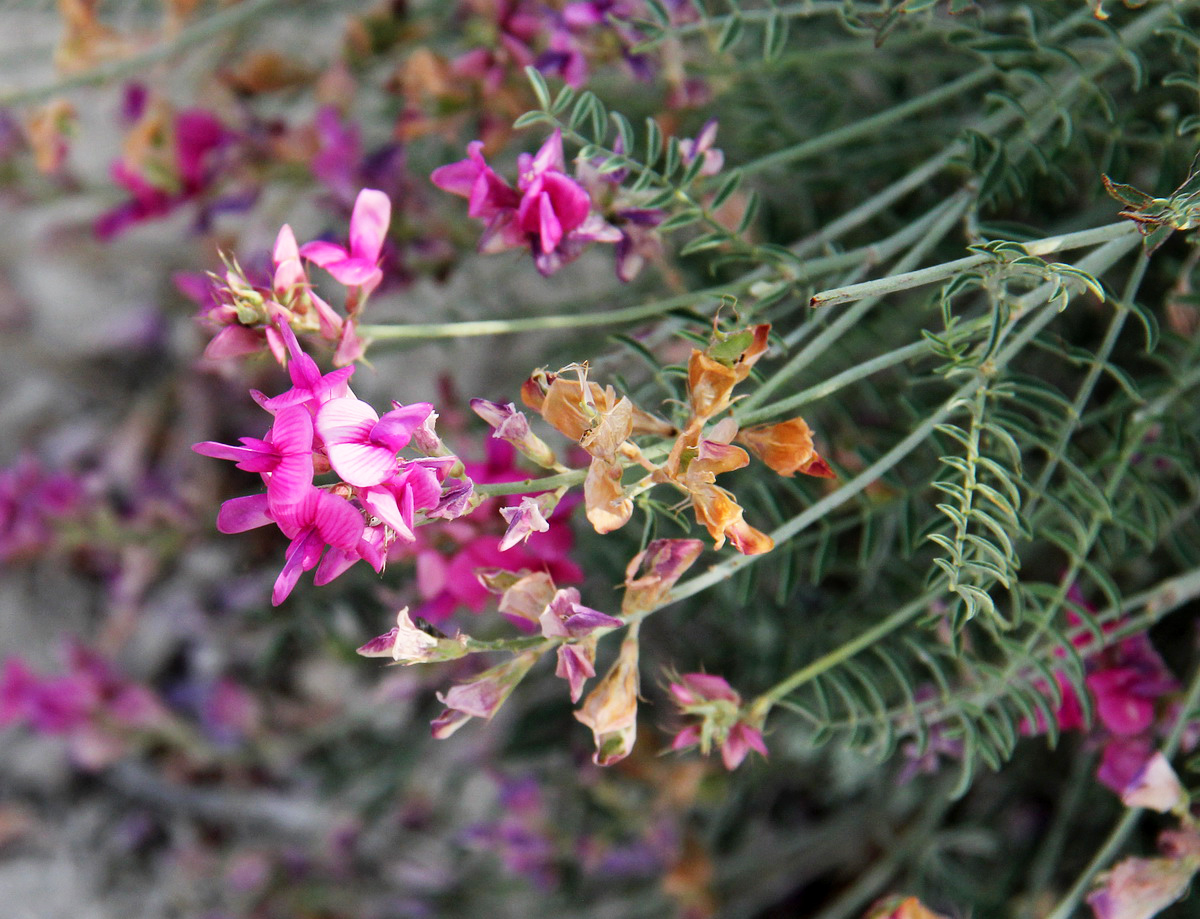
[431,651,540,739]
[470,398,558,468]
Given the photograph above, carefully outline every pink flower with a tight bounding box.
[678,118,724,177]
[193,404,315,513]
[498,494,556,550]
[299,188,391,293]
[539,588,621,702]
[431,652,540,739]
[431,130,617,276]
[272,224,343,341]
[316,397,433,487]
[250,322,356,414]
[271,486,365,606]
[668,673,767,770]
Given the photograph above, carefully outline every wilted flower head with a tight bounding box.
[575,628,640,765]
[1121,752,1187,814]
[737,417,835,479]
[499,493,559,550]
[621,539,704,616]
[470,398,558,468]
[357,607,468,665]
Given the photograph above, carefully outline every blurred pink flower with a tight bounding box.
[300,188,391,293]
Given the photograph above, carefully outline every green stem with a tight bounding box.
[1023,247,1150,521]
[788,4,1173,261]
[742,69,996,177]
[472,468,586,498]
[800,564,1200,736]
[358,283,744,341]
[1044,659,1200,919]
[0,0,287,107]
[809,222,1137,308]
[738,339,930,425]
[742,192,971,413]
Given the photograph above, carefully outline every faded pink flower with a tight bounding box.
[431,652,540,739]
[669,672,767,770]
[357,607,440,664]
[1121,752,1186,813]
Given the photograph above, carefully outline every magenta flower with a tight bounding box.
[317,397,433,487]
[431,129,617,276]
[270,486,365,606]
[193,404,315,513]
[299,188,391,293]
[272,224,344,341]
[250,322,355,414]
[95,107,233,240]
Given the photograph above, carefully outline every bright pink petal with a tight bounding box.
[317,396,378,442]
[267,453,315,510]
[371,402,433,452]
[298,240,350,268]
[430,157,481,198]
[537,193,563,254]
[542,172,591,232]
[192,440,273,469]
[273,530,324,606]
[361,486,414,541]
[216,494,273,533]
[323,258,383,289]
[313,490,365,551]
[349,188,391,263]
[271,405,314,455]
[529,128,565,178]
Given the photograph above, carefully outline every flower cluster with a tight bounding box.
[96,89,235,240]
[522,323,834,554]
[398,429,582,625]
[1020,590,1181,794]
[199,188,392,366]
[193,322,470,606]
